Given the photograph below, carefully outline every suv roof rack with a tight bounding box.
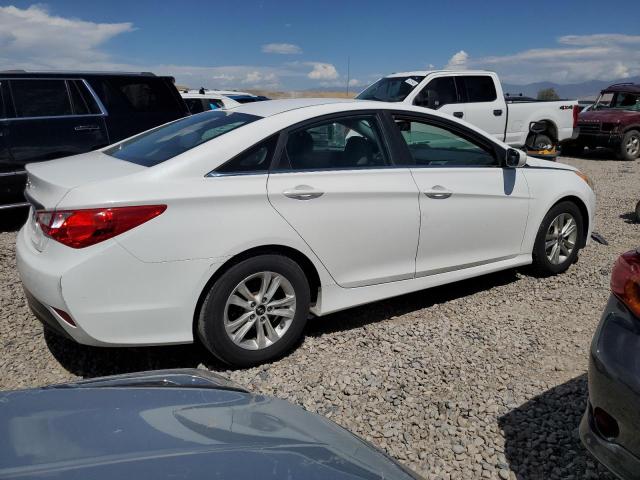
[0,70,157,76]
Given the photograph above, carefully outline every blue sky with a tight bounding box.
[1,1,639,90]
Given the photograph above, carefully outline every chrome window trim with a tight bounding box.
[0,77,107,121]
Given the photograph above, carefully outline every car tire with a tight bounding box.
[528,133,553,150]
[531,201,583,276]
[197,254,310,367]
[618,130,640,161]
[635,200,640,223]
[561,144,584,157]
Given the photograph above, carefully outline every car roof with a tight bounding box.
[603,83,640,94]
[231,98,363,117]
[385,69,492,78]
[0,70,173,80]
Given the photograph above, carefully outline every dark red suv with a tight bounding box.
[564,83,640,160]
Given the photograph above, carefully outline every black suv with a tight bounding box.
[0,71,189,208]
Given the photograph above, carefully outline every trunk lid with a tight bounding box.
[25,150,146,209]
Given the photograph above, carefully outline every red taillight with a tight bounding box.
[611,250,640,317]
[572,105,579,128]
[36,205,166,249]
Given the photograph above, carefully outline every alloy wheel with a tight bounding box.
[545,213,578,265]
[224,271,296,350]
[626,134,639,157]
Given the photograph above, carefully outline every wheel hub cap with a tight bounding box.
[545,213,578,265]
[224,271,296,351]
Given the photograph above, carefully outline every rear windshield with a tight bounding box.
[356,76,425,102]
[106,111,260,166]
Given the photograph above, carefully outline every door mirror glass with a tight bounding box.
[505,148,526,168]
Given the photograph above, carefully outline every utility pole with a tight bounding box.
[346,56,350,96]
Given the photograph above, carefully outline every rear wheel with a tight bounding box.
[197,254,310,367]
[531,201,583,276]
[618,130,640,161]
[528,133,553,150]
[635,200,640,223]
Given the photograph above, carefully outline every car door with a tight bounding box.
[387,112,529,276]
[456,75,506,141]
[413,76,466,121]
[267,112,420,288]
[6,78,108,166]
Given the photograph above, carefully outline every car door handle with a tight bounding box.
[424,185,453,199]
[283,186,324,200]
[493,109,503,116]
[453,111,464,118]
[74,125,100,131]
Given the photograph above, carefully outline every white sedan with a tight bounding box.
[16,99,595,366]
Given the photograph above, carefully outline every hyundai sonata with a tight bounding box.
[17,99,595,366]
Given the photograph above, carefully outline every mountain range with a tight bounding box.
[502,76,640,100]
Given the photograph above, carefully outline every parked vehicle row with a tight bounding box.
[180,91,241,113]
[356,70,580,150]
[0,72,189,208]
[17,98,595,366]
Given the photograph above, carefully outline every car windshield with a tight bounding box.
[106,111,260,166]
[593,91,640,111]
[356,76,425,102]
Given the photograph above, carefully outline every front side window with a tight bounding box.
[10,79,72,118]
[276,115,388,171]
[414,77,458,109]
[356,76,425,102]
[393,116,497,167]
[595,91,640,111]
[106,111,260,167]
[458,76,497,102]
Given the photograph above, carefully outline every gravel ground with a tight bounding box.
[1,151,639,479]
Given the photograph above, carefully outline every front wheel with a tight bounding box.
[618,130,640,161]
[197,255,310,367]
[531,201,583,276]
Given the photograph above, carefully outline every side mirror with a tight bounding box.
[505,148,526,168]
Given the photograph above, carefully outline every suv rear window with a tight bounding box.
[109,78,180,113]
[10,79,72,118]
[106,111,260,166]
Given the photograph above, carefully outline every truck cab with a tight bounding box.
[357,70,579,150]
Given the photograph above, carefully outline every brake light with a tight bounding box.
[610,250,640,318]
[35,205,166,249]
[573,105,579,128]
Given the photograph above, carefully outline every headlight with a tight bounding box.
[575,170,594,189]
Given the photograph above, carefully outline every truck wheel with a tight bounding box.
[529,134,553,150]
[561,144,584,157]
[635,200,640,223]
[618,130,640,161]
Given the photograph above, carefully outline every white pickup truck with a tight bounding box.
[357,70,579,149]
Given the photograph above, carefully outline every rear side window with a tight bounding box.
[68,80,101,115]
[105,78,181,113]
[415,77,458,108]
[459,76,497,102]
[10,79,72,118]
[106,111,260,166]
[213,135,278,175]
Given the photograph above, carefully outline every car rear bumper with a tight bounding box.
[16,224,226,347]
[580,295,640,479]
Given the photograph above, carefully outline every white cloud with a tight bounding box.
[261,42,302,54]
[0,5,134,69]
[307,62,339,80]
[447,35,640,83]
[348,78,362,87]
[445,50,468,70]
